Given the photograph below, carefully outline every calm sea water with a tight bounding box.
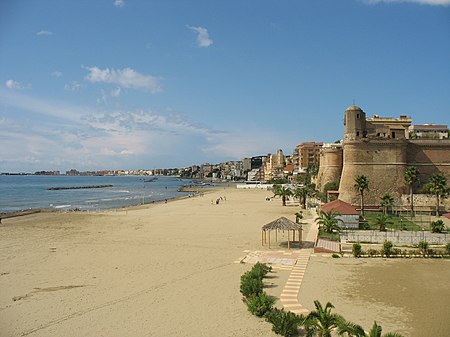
[0,175,192,213]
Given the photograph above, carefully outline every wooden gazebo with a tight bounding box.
[261,217,302,249]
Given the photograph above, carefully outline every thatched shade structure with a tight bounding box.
[261,217,302,249]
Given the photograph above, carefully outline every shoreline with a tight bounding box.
[1,187,448,336]
[0,183,224,219]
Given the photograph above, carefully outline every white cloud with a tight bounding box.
[187,26,213,47]
[51,71,63,77]
[5,79,30,90]
[360,0,450,5]
[64,81,82,91]
[84,66,162,93]
[111,87,121,97]
[114,0,125,8]
[37,30,53,36]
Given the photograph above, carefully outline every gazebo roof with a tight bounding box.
[262,217,302,231]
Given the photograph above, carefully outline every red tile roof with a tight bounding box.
[320,199,359,215]
[443,213,450,220]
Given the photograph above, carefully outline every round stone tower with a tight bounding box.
[344,105,367,141]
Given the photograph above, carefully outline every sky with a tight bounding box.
[0,0,449,172]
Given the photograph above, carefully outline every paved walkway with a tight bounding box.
[315,238,340,252]
[237,211,320,315]
[279,212,319,315]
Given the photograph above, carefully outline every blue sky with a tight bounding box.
[1,0,449,172]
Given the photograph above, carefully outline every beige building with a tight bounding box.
[293,142,323,171]
[409,124,449,139]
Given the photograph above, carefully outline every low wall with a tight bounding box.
[340,230,449,245]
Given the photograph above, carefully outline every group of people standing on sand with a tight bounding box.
[211,196,226,205]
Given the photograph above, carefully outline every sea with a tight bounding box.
[0,175,193,213]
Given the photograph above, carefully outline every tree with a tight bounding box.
[304,300,350,337]
[266,308,305,337]
[295,211,303,224]
[272,184,293,206]
[404,166,419,216]
[380,194,394,215]
[354,175,369,216]
[322,181,340,202]
[424,173,448,216]
[361,321,405,337]
[430,219,446,233]
[374,214,393,232]
[294,186,312,209]
[315,210,343,233]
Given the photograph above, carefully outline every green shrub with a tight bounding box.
[430,220,446,233]
[240,271,264,298]
[252,262,272,279]
[266,308,305,337]
[418,241,429,256]
[382,241,394,257]
[368,249,378,257]
[446,242,450,255]
[244,291,275,317]
[332,253,340,258]
[393,248,402,256]
[352,243,362,258]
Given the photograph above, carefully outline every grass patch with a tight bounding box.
[318,229,340,241]
[364,213,422,231]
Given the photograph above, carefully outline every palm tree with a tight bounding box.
[380,194,394,215]
[374,214,393,232]
[424,173,448,216]
[315,210,343,233]
[361,321,405,337]
[354,175,369,216]
[404,166,419,216]
[272,184,292,206]
[304,300,350,337]
[294,186,312,209]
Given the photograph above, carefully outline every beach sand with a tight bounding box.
[298,256,450,337]
[1,186,449,337]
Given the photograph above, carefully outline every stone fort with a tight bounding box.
[317,105,450,207]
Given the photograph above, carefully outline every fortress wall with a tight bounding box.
[407,140,450,185]
[316,147,343,191]
[339,140,407,205]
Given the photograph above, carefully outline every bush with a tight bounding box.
[368,249,378,257]
[382,241,393,257]
[446,242,450,255]
[332,253,340,258]
[430,220,446,233]
[418,241,429,256]
[252,262,272,279]
[244,291,275,317]
[352,243,362,258]
[240,271,264,298]
[266,308,305,337]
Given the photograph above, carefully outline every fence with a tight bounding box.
[340,230,449,245]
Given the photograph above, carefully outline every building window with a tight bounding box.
[356,131,360,136]
[392,131,396,138]
[356,113,360,119]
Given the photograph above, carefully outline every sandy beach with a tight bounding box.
[1,186,449,337]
